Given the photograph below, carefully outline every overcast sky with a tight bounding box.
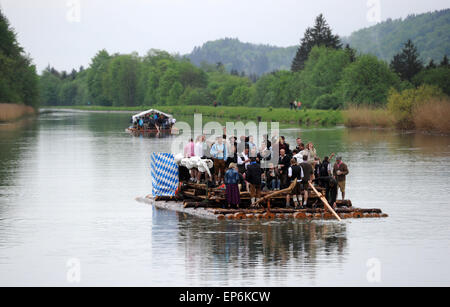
[1,0,448,72]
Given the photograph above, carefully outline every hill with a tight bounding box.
[186,9,450,75]
[344,9,450,63]
[187,38,297,76]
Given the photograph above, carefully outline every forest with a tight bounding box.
[0,9,39,108]
[38,14,449,112]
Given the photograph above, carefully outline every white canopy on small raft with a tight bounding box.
[132,109,174,122]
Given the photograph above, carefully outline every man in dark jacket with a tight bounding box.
[299,155,314,207]
[278,149,291,189]
[245,158,263,205]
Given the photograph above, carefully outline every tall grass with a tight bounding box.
[0,103,36,122]
[343,106,395,128]
[413,98,450,134]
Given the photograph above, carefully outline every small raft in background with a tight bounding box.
[138,181,388,221]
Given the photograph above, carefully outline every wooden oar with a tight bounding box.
[250,181,296,208]
[308,182,341,221]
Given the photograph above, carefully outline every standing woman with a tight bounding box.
[225,163,241,209]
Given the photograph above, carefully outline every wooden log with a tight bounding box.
[246,214,255,219]
[226,214,235,220]
[276,214,286,219]
[294,212,307,219]
[217,214,226,221]
[353,212,363,218]
[251,181,297,208]
[309,183,342,222]
[263,212,276,219]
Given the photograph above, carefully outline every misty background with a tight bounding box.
[1,0,449,72]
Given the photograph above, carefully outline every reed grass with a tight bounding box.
[413,98,450,134]
[343,106,395,128]
[0,103,36,122]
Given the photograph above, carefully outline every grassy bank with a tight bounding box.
[0,103,36,122]
[45,105,344,126]
[344,99,450,134]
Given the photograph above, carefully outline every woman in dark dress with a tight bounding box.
[224,163,241,208]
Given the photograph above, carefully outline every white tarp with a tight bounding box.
[132,109,173,122]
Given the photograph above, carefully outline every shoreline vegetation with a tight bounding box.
[0,103,36,123]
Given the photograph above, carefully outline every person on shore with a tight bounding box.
[299,155,314,207]
[210,137,227,185]
[278,149,290,189]
[333,156,349,200]
[287,158,304,208]
[245,158,263,206]
[224,163,241,209]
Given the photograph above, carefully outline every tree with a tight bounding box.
[441,55,449,67]
[413,67,450,95]
[87,49,112,105]
[338,55,401,106]
[291,14,342,72]
[390,39,423,81]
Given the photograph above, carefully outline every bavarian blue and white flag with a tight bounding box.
[150,153,179,197]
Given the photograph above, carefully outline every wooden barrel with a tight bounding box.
[217,214,226,221]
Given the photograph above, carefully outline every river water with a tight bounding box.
[0,111,449,286]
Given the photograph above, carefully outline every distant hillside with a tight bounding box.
[187,38,297,76]
[186,9,449,75]
[344,9,450,63]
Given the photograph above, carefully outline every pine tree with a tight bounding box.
[426,59,436,69]
[441,55,449,67]
[291,14,342,72]
[345,44,357,62]
[390,39,423,81]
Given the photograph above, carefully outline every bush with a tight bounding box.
[313,94,341,110]
[387,84,446,129]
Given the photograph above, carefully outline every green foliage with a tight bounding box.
[291,14,342,72]
[345,9,450,64]
[413,67,450,95]
[390,40,423,81]
[0,9,39,108]
[338,55,401,106]
[297,46,351,107]
[387,84,446,128]
[314,94,340,110]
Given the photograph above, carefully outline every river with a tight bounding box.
[0,110,449,286]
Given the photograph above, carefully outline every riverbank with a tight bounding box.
[343,102,450,135]
[0,103,36,123]
[41,105,344,126]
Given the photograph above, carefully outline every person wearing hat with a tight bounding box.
[333,156,349,200]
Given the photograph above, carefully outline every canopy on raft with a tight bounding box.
[132,109,174,122]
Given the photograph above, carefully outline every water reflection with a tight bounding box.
[152,208,347,283]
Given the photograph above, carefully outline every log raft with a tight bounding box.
[136,181,388,221]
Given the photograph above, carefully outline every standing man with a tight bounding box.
[287,158,304,208]
[210,137,227,185]
[333,156,349,200]
[299,155,314,207]
[278,149,290,189]
[245,158,263,206]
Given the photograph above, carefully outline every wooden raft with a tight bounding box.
[150,181,388,221]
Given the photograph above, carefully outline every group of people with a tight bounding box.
[132,112,174,132]
[182,134,349,209]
